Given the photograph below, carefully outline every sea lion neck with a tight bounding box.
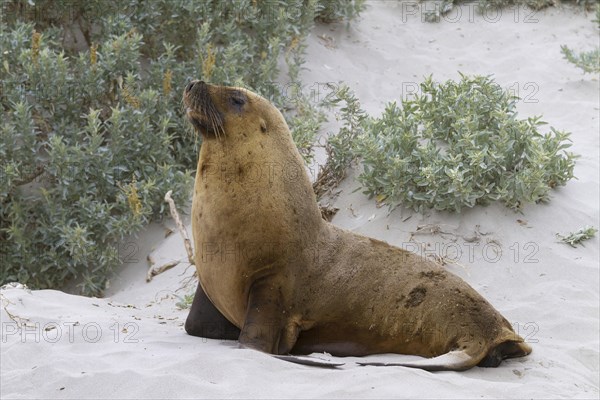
[193,102,324,250]
[197,132,321,218]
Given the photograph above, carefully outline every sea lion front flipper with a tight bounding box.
[239,278,298,354]
[273,355,345,368]
[184,282,241,340]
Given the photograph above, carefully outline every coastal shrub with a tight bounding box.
[315,0,366,22]
[557,226,598,247]
[561,45,600,73]
[322,75,577,213]
[560,4,600,73]
[0,0,363,295]
[314,85,367,197]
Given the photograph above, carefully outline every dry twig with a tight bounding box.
[146,260,180,282]
[164,190,194,265]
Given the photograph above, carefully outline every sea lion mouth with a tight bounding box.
[183,80,225,139]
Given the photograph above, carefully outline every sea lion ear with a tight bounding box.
[260,119,267,133]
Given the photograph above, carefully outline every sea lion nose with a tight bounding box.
[185,81,197,93]
[186,80,205,93]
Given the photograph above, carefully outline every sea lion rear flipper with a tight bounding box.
[184,282,240,340]
[359,337,532,371]
[478,339,533,367]
[357,350,476,372]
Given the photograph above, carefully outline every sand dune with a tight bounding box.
[1,2,598,398]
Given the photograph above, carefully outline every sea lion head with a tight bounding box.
[183,81,276,141]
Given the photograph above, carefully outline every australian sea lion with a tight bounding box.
[182,81,532,371]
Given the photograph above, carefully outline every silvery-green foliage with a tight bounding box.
[0,0,363,295]
[315,0,366,22]
[560,3,600,74]
[325,75,577,213]
[313,85,367,198]
[561,45,600,74]
[557,226,598,247]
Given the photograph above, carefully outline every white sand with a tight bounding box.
[1,2,599,398]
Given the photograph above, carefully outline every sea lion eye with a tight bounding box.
[231,96,246,106]
[230,94,246,108]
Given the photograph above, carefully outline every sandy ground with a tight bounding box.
[1,1,599,398]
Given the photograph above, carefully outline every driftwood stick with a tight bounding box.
[146,260,180,282]
[164,190,194,265]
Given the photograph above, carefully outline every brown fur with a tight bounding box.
[183,81,531,370]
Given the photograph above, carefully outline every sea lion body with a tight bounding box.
[183,81,531,370]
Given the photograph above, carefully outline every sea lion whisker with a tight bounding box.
[204,106,214,135]
[209,111,218,139]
